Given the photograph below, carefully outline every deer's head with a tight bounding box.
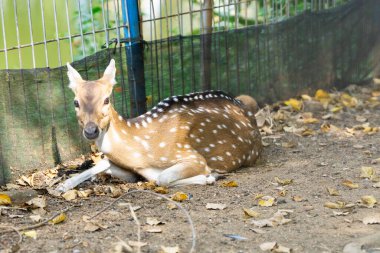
[67,59,117,141]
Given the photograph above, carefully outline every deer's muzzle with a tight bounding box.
[83,122,100,140]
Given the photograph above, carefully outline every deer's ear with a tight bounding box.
[102,59,117,86]
[67,63,83,90]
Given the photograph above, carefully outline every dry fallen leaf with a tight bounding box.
[167,203,178,210]
[292,195,303,202]
[373,182,380,188]
[171,192,188,202]
[342,180,359,189]
[0,193,12,205]
[221,181,238,187]
[144,226,162,233]
[259,241,291,253]
[251,210,292,228]
[146,217,164,226]
[159,246,180,253]
[206,203,227,210]
[243,208,260,218]
[360,195,377,208]
[341,93,358,108]
[258,196,276,207]
[29,215,42,222]
[23,230,37,240]
[49,213,67,225]
[326,187,340,196]
[154,186,169,194]
[284,98,303,111]
[274,177,293,186]
[363,214,380,225]
[26,196,47,209]
[84,222,101,232]
[62,189,78,201]
[324,201,346,209]
[360,167,376,179]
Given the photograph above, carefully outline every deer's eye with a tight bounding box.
[104,97,110,105]
[74,100,79,108]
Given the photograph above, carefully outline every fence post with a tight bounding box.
[121,0,146,117]
[200,0,213,90]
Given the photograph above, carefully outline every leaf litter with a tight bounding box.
[4,82,380,252]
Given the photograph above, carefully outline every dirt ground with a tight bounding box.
[1,83,380,253]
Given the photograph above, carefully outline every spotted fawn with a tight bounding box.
[56,60,262,192]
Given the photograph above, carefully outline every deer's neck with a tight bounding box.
[95,106,152,168]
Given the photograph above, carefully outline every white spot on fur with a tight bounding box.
[209,144,215,148]
[212,130,217,134]
[196,138,201,143]
[160,157,168,162]
[200,122,206,126]
[135,123,140,129]
[204,147,210,152]
[147,117,152,123]
[118,115,123,121]
[226,152,231,156]
[152,113,158,118]
[133,152,142,158]
[159,142,166,148]
[127,121,131,127]
[176,143,183,148]
[169,127,177,133]
[184,144,191,149]
[121,130,127,135]
[142,120,148,128]
[144,135,151,140]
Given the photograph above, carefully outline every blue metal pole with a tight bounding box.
[121,0,146,117]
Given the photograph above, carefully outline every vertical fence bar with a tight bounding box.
[121,0,147,117]
[1,0,8,69]
[200,0,213,90]
[65,0,73,62]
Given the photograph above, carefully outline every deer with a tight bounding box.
[56,59,262,193]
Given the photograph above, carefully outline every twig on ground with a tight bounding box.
[0,225,23,244]
[88,189,196,253]
[0,206,73,234]
[0,206,28,211]
[127,203,141,253]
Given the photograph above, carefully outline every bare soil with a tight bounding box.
[1,84,380,253]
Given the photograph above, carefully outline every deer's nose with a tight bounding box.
[84,122,100,140]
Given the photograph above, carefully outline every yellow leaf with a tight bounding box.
[274,177,293,186]
[258,196,276,207]
[278,189,288,197]
[303,117,319,124]
[330,106,343,113]
[360,167,375,179]
[154,186,169,194]
[23,230,37,239]
[324,201,346,209]
[292,195,303,202]
[326,187,340,196]
[146,95,153,108]
[341,93,358,108]
[243,208,260,218]
[171,192,188,202]
[342,180,359,189]
[221,181,238,187]
[62,190,78,201]
[371,91,380,97]
[301,128,315,137]
[361,195,377,208]
[254,193,264,200]
[301,94,312,101]
[49,213,67,225]
[0,193,12,205]
[315,89,330,100]
[284,98,303,111]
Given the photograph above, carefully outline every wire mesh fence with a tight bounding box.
[0,0,380,184]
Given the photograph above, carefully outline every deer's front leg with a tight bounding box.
[56,159,138,193]
[157,159,215,187]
